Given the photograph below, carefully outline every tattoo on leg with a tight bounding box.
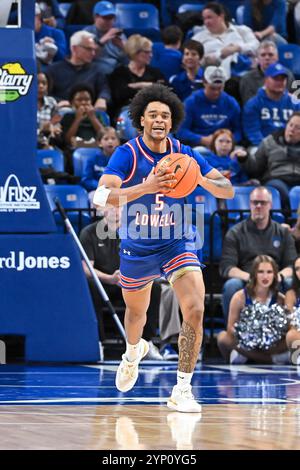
[178,321,199,373]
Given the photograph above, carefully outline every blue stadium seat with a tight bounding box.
[59,2,72,18]
[289,186,300,218]
[150,42,182,81]
[226,186,284,224]
[186,187,223,262]
[115,3,161,41]
[44,184,91,233]
[37,149,64,172]
[160,0,203,26]
[278,43,300,79]
[73,147,102,177]
[178,3,205,14]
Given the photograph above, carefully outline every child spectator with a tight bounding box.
[205,129,250,185]
[81,127,120,193]
[61,83,106,147]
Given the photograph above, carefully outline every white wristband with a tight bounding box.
[93,185,111,208]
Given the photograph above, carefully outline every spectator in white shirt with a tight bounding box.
[192,2,259,79]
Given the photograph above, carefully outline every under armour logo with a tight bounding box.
[123,249,131,255]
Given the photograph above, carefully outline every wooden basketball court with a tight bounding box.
[0,362,300,450]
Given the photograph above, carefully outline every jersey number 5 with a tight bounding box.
[155,194,164,211]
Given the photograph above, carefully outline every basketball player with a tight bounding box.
[94,84,234,412]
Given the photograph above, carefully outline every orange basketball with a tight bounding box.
[154,153,200,198]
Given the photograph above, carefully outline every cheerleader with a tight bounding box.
[218,255,289,364]
[285,256,300,365]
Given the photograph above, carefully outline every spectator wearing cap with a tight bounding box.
[84,1,128,75]
[242,63,300,148]
[35,3,67,65]
[169,39,204,101]
[238,112,300,212]
[46,30,111,111]
[177,66,241,149]
[239,40,295,105]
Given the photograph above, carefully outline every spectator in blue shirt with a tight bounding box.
[35,3,67,64]
[242,63,300,147]
[177,66,241,148]
[205,129,249,185]
[169,39,204,101]
[81,127,120,193]
[243,0,287,46]
[151,25,183,81]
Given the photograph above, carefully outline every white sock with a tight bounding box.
[176,370,193,388]
[125,340,141,362]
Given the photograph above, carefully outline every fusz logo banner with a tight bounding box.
[0,174,40,212]
[0,62,33,103]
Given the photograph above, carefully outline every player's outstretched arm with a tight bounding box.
[199,167,235,199]
[93,171,177,209]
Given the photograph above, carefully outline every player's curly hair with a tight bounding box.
[129,84,185,133]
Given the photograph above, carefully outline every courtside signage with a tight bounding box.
[0,63,33,103]
[0,251,71,271]
[0,174,40,212]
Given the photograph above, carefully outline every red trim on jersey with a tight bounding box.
[163,258,200,274]
[123,142,137,183]
[136,137,154,163]
[163,252,198,268]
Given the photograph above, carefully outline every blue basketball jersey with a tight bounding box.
[103,135,213,254]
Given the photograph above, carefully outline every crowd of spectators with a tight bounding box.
[34,0,300,361]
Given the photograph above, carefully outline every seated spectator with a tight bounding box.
[192,2,259,79]
[285,256,300,365]
[61,83,106,148]
[36,0,64,29]
[151,25,183,81]
[109,34,165,121]
[238,112,300,212]
[240,40,295,105]
[46,31,111,111]
[79,208,181,359]
[220,186,297,323]
[243,0,288,46]
[84,1,128,75]
[177,66,241,148]
[169,39,204,101]
[243,63,300,148]
[35,3,67,65]
[218,255,289,364]
[37,72,62,149]
[205,129,250,185]
[81,127,120,193]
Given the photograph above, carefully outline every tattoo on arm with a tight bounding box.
[208,176,231,188]
[178,321,198,373]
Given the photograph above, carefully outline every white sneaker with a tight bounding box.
[167,384,202,413]
[115,339,149,392]
[230,349,248,364]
